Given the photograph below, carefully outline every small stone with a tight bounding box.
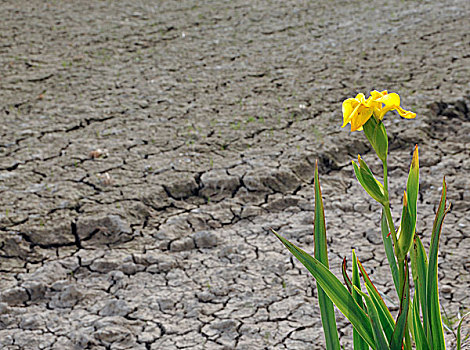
[441,284,453,293]
[27,261,69,285]
[193,231,218,248]
[365,230,382,245]
[164,177,198,199]
[50,285,82,308]
[157,298,175,312]
[22,281,46,301]
[241,205,262,218]
[120,262,145,275]
[20,315,44,330]
[27,221,75,246]
[138,326,161,343]
[77,215,132,246]
[0,332,14,347]
[0,287,29,305]
[94,325,131,344]
[210,319,238,332]
[90,258,121,273]
[69,329,93,348]
[196,291,214,302]
[354,202,370,212]
[0,302,9,314]
[50,279,69,291]
[99,299,132,317]
[199,170,240,201]
[169,237,195,252]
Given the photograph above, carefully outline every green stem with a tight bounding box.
[383,204,398,253]
[382,159,402,295]
[383,158,411,347]
[382,159,398,256]
[397,259,405,300]
[383,158,389,193]
[403,261,412,350]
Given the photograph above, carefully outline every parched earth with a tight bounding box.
[1,0,469,349]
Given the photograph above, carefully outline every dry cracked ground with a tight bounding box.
[1,0,469,349]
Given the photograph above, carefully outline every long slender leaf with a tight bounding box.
[354,286,388,349]
[457,312,470,350]
[409,297,415,342]
[381,210,399,294]
[390,260,410,350]
[410,235,429,339]
[357,259,395,343]
[406,145,419,226]
[398,146,419,260]
[313,161,341,350]
[427,178,449,349]
[342,257,353,293]
[352,252,368,350]
[272,230,376,349]
[412,291,431,350]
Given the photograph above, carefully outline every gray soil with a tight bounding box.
[1,0,469,349]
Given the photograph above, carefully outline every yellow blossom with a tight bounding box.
[375,93,416,120]
[342,90,416,132]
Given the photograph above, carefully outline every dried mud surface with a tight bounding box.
[1,1,469,349]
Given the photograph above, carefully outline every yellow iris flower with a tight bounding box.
[342,90,416,132]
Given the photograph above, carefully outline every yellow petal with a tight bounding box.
[355,93,366,103]
[342,98,358,127]
[377,106,394,120]
[373,106,383,119]
[370,90,388,100]
[350,106,373,131]
[377,92,400,108]
[345,103,362,128]
[364,95,375,107]
[396,106,416,119]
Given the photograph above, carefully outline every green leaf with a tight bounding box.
[352,252,368,350]
[381,210,399,294]
[410,235,429,339]
[427,178,449,349]
[390,260,410,350]
[272,230,376,349]
[352,156,387,205]
[314,161,341,350]
[407,145,419,225]
[412,291,431,350]
[354,286,389,350]
[457,312,470,350]
[363,116,388,162]
[398,146,419,259]
[342,257,353,294]
[398,191,414,260]
[357,259,395,343]
[409,297,415,342]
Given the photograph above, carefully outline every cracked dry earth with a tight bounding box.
[0,0,469,349]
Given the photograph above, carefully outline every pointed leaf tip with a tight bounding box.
[412,145,419,169]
